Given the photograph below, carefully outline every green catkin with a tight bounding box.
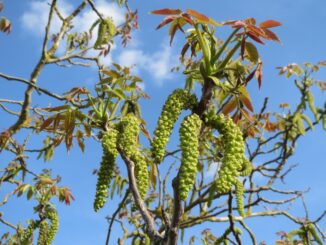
[37,220,48,245]
[119,114,149,199]
[235,179,244,217]
[239,157,253,177]
[94,18,117,49]
[214,228,231,245]
[46,210,59,245]
[204,112,251,195]
[94,128,119,212]
[178,114,202,200]
[21,221,35,244]
[307,224,322,245]
[151,89,197,164]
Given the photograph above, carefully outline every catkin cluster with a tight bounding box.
[94,18,117,49]
[94,128,118,212]
[178,114,202,200]
[118,114,149,199]
[46,210,59,245]
[21,221,35,244]
[204,111,252,215]
[151,89,197,164]
[37,220,48,245]
[235,179,244,217]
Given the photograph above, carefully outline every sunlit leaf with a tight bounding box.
[259,20,282,29]
[150,8,182,15]
[263,29,281,43]
[187,9,210,23]
[156,15,177,29]
[222,98,237,115]
[245,42,259,63]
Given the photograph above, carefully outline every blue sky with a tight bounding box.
[0,0,325,244]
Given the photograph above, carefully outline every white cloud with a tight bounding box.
[21,0,72,36]
[21,0,124,36]
[115,40,179,85]
[21,0,124,66]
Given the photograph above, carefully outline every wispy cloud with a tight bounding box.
[21,0,124,36]
[115,40,179,85]
[21,1,177,85]
[21,0,72,36]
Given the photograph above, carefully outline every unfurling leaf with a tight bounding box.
[245,42,259,63]
[259,20,282,29]
[150,8,182,15]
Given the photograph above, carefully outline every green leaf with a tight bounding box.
[300,114,314,130]
[208,76,222,86]
[245,42,259,63]
[106,87,126,100]
[295,114,305,135]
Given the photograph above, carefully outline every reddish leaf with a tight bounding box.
[246,68,257,83]
[222,98,238,115]
[43,105,70,112]
[186,9,210,23]
[181,43,190,60]
[259,20,282,29]
[156,15,177,29]
[247,31,265,44]
[150,8,182,15]
[240,37,246,60]
[231,20,246,28]
[263,29,281,43]
[244,17,256,25]
[240,108,252,122]
[255,62,263,89]
[223,20,237,25]
[180,13,194,25]
[240,94,254,112]
[40,117,55,131]
[170,24,179,46]
[247,25,266,38]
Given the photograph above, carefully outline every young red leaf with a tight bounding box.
[246,68,257,83]
[259,20,282,29]
[239,87,254,112]
[150,8,182,15]
[186,9,210,23]
[240,37,246,60]
[255,62,263,89]
[223,20,237,25]
[240,108,252,122]
[263,29,281,43]
[181,13,194,25]
[247,25,266,38]
[244,17,256,25]
[231,20,246,28]
[240,94,254,112]
[247,31,265,44]
[156,15,177,29]
[222,98,238,115]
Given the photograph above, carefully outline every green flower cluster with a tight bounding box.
[94,128,118,212]
[94,18,117,49]
[235,179,244,217]
[204,112,252,198]
[37,220,48,245]
[178,114,202,200]
[46,210,59,245]
[21,221,35,244]
[119,114,149,199]
[151,89,197,164]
